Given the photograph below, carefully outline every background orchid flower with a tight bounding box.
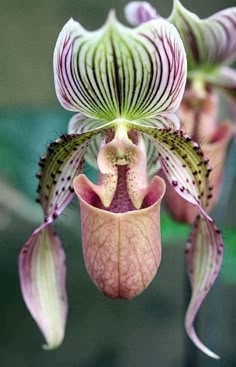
[125,0,236,221]
[19,11,224,360]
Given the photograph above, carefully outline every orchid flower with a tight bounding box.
[19,12,224,359]
[125,0,236,222]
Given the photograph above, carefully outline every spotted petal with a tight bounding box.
[185,215,224,359]
[127,121,224,357]
[127,121,212,216]
[170,0,236,70]
[20,121,113,348]
[36,121,114,222]
[54,14,186,120]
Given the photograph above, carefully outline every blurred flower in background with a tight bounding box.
[125,0,236,222]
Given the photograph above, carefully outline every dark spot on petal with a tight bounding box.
[52,212,58,220]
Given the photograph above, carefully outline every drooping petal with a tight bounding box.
[19,225,67,349]
[134,114,228,356]
[54,14,186,120]
[170,0,236,69]
[185,215,224,359]
[74,174,166,299]
[125,1,160,26]
[127,121,212,216]
[20,121,113,348]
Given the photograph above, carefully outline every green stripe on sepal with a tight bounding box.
[54,13,186,120]
[170,0,236,70]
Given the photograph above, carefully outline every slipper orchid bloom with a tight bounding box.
[125,0,236,222]
[19,12,224,359]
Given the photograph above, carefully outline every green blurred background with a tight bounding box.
[0,0,236,366]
